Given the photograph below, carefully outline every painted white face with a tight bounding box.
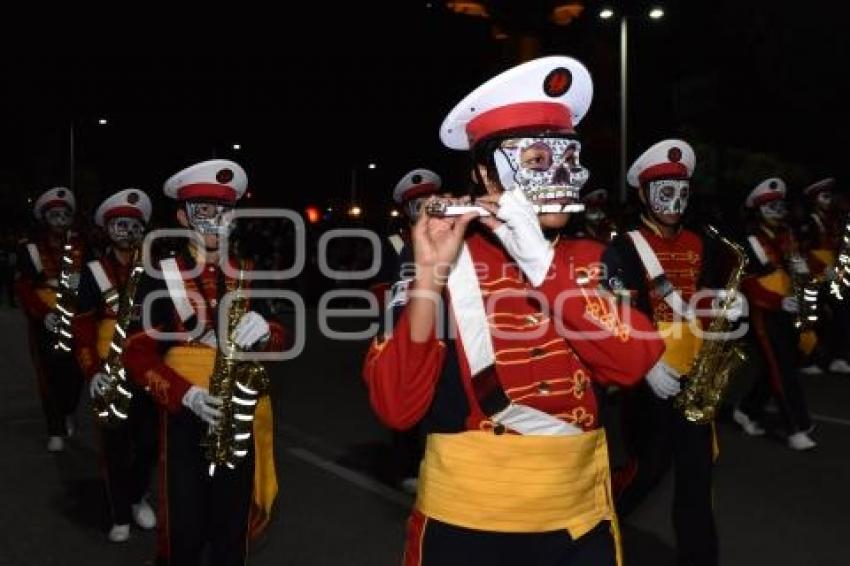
[106,216,145,247]
[44,206,73,229]
[648,179,690,215]
[816,191,833,210]
[759,200,787,222]
[585,207,606,224]
[493,136,589,213]
[185,202,235,235]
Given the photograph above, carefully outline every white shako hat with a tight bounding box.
[393,169,442,205]
[627,139,695,188]
[94,188,153,227]
[802,177,836,199]
[745,177,787,209]
[33,187,75,220]
[163,159,247,204]
[439,55,593,151]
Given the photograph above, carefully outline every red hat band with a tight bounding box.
[465,101,573,147]
[638,162,689,185]
[103,206,143,222]
[753,192,784,207]
[177,183,238,204]
[402,183,439,203]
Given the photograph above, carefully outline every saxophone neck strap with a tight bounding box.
[627,230,693,321]
[746,235,772,268]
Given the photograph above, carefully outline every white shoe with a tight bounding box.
[800,364,824,376]
[46,436,64,452]
[131,499,156,530]
[733,408,765,436]
[828,359,850,374]
[108,524,130,543]
[65,416,75,438]
[788,432,817,451]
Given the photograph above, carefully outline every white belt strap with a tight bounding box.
[446,243,580,436]
[387,234,404,256]
[161,258,196,323]
[447,244,495,376]
[628,230,693,320]
[747,235,770,267]
[87,260,114,294]
[26,243,43,274]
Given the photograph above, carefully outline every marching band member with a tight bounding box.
[575,187,618,244]
[15,187,85,452]
[122,160,287,565]
[71,189,158,542]
[798,177,850,374]
[363,56,664,566]
[734,178,816,450]
[605,140,738,566]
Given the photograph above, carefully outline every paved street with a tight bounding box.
[1,306,848,565]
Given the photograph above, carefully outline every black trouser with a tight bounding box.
[823,288,850,361]
[100,390,158,525]
[30,326,83,437]
[409,514,616,566]
[158,409,254,566]
[617,385,718,566]
[741,309,812,433]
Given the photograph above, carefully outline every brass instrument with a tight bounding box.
[827,217,850,300]
[92,248,144,427]
[788,235,821,331]
[424,195,585,217]
[53,237,80,353]
[674,226,748,424]
[204,265,270,476]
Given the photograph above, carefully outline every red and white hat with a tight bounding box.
[440,56,593,151]
[802,177,835,199]
[163,159,247,204]
[95,188,153,227]
[33,187,75,220]
[745,177,787,208]
[581,187,608,205]
[627,139,695,188]
[393,169,442,205]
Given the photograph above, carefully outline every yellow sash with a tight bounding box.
[656,320,703,376]
[811,249,835,270]
[416,429,615,538]
[757,269,791,296]
[164,345,278,537]
[35,288,57,310]
[97,319,117,360]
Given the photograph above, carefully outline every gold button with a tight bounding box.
[530,347,545,358]
[526,314,540,326]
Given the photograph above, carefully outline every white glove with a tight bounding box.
[645,360,682,400]
[89,372,110,399]
[492,188,554,287]
[182,386,224,426]
[44,312,59,333]
[713,290,745,322]
[231,311,271,349]
[781,295,800,314]
[788,255,810,276]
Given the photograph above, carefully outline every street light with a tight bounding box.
[232,143,242,150]
[368,163,377,170]
[600,6,665,202]
[98,118,108,125]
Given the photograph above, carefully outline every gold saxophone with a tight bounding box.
[53,236,80,353]
[787,233,822,331]
[92,248,145,427]
[204,264,270,475]
[827,216,850,300]
[674,226,749,424]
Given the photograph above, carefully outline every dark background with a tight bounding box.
[1,0,846,230]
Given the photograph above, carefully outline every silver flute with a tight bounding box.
[425,199,584,217]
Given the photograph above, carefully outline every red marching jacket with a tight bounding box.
[363,231,665,432]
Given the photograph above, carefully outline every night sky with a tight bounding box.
[1,1,846,229]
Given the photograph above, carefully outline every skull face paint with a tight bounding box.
[759,200,787,223]
[493,136,589,214]
[106,216,145,247]
[816,191,833,211]
[647,179,690,216]
[44,206,73,230]
[185,201,235,236]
